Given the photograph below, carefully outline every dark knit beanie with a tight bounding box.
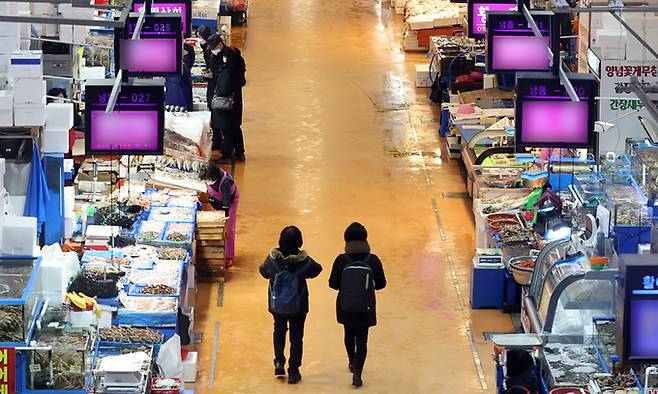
[344,222,367,242]
[196,25,212,40]
[279,226,303,250]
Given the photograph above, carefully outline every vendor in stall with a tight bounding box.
[204,164,239,267]
[504,349,539,394]
[527,182,562,230]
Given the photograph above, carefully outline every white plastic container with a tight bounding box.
[13,102,45,126]
[1,215,37,256]
[41,129,69,153]
[182,351,198,382]
[45,103,73,130]
[12,79,46,104]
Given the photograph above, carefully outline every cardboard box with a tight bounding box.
[12,79,46,104]
[45,102,73,130]
[0,90,13,127]
[14,102,45,126]
[41,129,69,153]
[10,51,43,79]
[415,63,432,88]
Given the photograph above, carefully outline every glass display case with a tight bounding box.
[0,257,43,345]
[630,145,658,202]
[603,180,651,227]
[523,240,616,340]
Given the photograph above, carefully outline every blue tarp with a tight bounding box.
[23,143,50,236]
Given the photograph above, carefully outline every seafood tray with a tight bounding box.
[136,221,166,244]
[543,342,604,388]
[167,194,199,208]
[148,206,196,223]
[28,333,91,391]
[129,262,182,288]
[157,247,188,261]
[121,244,160,260]
[162,222,194,246]
[116,296,178,327]
[128,283,180,297]
[99,326,164,345]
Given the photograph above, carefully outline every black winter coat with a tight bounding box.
[329,243,386,327]
[209,47,243,130]
[259,248,322,315]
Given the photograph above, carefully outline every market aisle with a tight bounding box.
[191,1,513,393]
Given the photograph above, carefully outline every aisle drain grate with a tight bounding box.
[442,192,469,199]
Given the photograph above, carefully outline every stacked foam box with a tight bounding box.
[31,3,58,37]
[0,91,12,127]
[58,4,92,44]
[1,215,37,256]
[591,28,626,60]
[0,21,20,77]
[63,186,75,238]
[11,50,46,126]
[42,103,73,153]
[624,13,658,61]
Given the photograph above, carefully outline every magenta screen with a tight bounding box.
[472,3,518,35]
[134,3,188,34]
[491,36,550,71]
[520,101,590,144]
[120,38,178,73]
[90,110,160,152]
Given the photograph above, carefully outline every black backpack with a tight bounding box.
[269,260,311,315]
[339,254,375,313]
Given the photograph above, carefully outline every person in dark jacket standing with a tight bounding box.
[203,33,245,163]
[196,26,223,148]
[329,222,386,388]
[259,226,322,384]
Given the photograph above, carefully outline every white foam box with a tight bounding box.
[45,102,73,130]
[0,22,20,39]
[415,63,432,87]
[64,186,75,215]
[64,215,76,238]
[182,352,198,382]
[9,51,43,79]
[41,129,69,153]
[14,102,45,126]
[0,55,9,74]
[1,215,37,256]
[0,37,20,55]
[58,4,94,19]
[79,66,105,81]
[408,15,434,31]
[0,159,5,191]
[30,3,55,16]
[592,29,626,48]
[12,79,46,104]
[0,91,12,127]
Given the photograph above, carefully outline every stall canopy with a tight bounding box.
[23,142,50,236]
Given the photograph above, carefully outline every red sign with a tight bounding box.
[0,347,15,394]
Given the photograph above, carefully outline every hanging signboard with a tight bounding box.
[467,0,518,39]
[515,72,598,151]
[84,79,165,155]
[133,0,192,37]
[485,11,552,73]
[115,14,182,77]
[598,59,658,153]
[0,347,16,394]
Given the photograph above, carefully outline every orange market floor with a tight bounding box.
[190,1,514,392]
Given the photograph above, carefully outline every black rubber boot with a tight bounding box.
[288,370,302,384]
[352,370,363,388]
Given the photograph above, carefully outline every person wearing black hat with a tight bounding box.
[329,222,386,388]
[259,226,322,384]
[203,33,246,163]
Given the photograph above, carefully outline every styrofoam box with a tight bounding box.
[80,66,105,81]
[0,37,20,55]
[182,352,198,383]
[13,79,46,104]
[1,215,37,256]
[30,3,55,16]
[0,55,9,74]
[0,22,19,38]
[10,51,43,79]
[408,15,434,31]
[45,103,73,130]
[0,91,12,127]
[64,186,75,214]
[14,103,45,126]
[415,63,432,88]
[41,129,69,154]
[593,29,626,48]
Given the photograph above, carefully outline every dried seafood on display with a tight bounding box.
[99,326,164,344]
[614,204,651,226]
[138,231,160,242]
[122,296,177,312]
[158,247,187,261]
[140,221,166,233]
[596,372,641,393]
[166,232,189,242]
[121,244,159,259]
[0,305,23,342]
[499,224,536,244]
[478,194,529,215]
[130,267,180,288]
[150,207,194,222]
[141,284,176,295]
[165,223,193,243]
[94,203,143,228]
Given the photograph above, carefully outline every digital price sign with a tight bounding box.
[486,11,552,73]
[133,0,191,37]
[115,14,182,77]
[467,0,518,39]
[84,79,164,155]
[515,72,598,150]
[616,254,658,365]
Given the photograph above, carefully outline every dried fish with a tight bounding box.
[158,247,187,260]
[122,296,177,312]
[99,326,164,344]
[141,284,176,295]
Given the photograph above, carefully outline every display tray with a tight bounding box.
[543,342,604,388]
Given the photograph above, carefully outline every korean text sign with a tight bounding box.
[0,347,16,394]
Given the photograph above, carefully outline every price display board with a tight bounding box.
[84,80,165,155]
[515,72,598,150]
[485,11,552,73]
[115,14,182,77]
[133,0,191,37]
[467,0,518,39]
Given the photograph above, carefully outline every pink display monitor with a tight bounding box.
[520,101,590,144]
[469,1,518,37]
[89,111,160,152]
[120,38,178,73]
[491,36,550,71]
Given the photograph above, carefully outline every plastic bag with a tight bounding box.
[156,334,183,379]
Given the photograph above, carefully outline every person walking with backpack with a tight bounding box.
[329,223,386,388]
[259,226,322,384]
